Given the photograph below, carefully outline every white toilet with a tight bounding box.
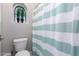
[13,38,30,56]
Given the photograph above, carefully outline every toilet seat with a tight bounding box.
[15,50,30,56]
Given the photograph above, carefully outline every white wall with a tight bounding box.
[0,3,2,56]
[0,3,1,34]
[1,3,38,53]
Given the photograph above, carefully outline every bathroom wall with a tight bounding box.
[0,4,1,35]
[0,4,1,56]
[1,3,38,53]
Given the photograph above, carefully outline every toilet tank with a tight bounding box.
[13,38,28,52]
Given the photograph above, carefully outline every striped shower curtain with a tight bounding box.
[32,3,79,56]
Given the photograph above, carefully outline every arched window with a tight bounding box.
[13,3,27,23]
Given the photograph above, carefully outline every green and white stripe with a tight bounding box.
[33,6,79,26]
[33,31,79,46]
[33,38,70,56]
[32,3,79,56]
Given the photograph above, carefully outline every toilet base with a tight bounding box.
[11,50,17,56]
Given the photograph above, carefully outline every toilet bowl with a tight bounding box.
[13,38,30,56]
[15,50,30,56]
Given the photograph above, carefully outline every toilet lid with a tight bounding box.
[15,50,30,56]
